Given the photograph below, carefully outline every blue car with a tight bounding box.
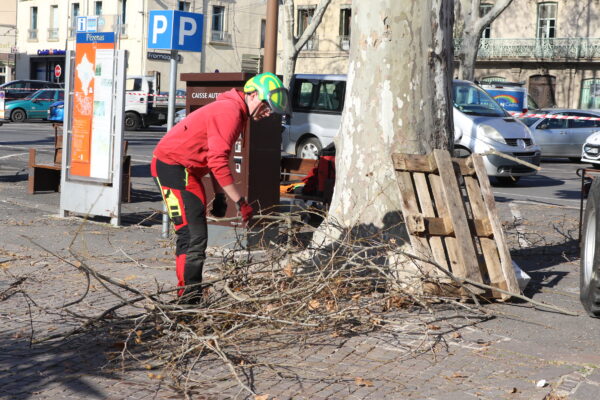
[47,101,64,122]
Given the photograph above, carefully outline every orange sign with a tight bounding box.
[70,33,115,177]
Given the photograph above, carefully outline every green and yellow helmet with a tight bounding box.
[243,72,290,115]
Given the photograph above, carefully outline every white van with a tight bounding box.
[282,75,541,183]
[281,74,346,158]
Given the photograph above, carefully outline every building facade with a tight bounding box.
[469,0,600,109]
[280,0,351,75]
[0,2,17,84]
[14,0,268,90]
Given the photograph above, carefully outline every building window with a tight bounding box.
[70,3,79,37]
[178,1,190,11]
[297,6,317,50]
[29,7,38,40]
[537,2,557,39]
[580,79,600,109]
[48,5,59,40]
[95,1,103,16]
[260,19,266,48]
[339,6,351,50]
[297,7,314,36]
[480,3,492,38]
[118,0,127,35]
[211,6,226,41]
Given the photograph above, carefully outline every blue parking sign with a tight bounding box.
[148,10,203,52]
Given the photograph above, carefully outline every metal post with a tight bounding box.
[263,0,279,73]
[161,49,179,238]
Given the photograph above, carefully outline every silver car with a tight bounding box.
[522,109,600,160]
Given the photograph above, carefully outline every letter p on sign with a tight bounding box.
[152,15,168,45]
[147,10,203,52]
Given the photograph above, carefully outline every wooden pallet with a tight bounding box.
[392,149,520,300]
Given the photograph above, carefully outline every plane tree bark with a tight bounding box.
[281,0,333,87]
[316,1,454,240]
[454,0,513,81]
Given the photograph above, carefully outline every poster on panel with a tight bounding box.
[69,32,116,181]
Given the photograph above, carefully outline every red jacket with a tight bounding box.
[153,89,248,187]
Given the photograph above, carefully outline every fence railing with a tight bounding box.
[454,37,600,59]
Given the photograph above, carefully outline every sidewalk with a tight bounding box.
[2,170,600,399]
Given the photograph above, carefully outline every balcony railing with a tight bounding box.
[454,37,600,60]
[28,29,38,40]
[301,35,318,51]
[210,30,231,44]
[339,35,350,51]
[48,28,59,40]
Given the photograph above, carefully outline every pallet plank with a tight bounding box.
[464,174,507,298]
[470,154,521,296]
[394,170,435,274]
[392,153,437,173]
[428,173,481,294]
[413,172,449,273]
[432,150,484,284]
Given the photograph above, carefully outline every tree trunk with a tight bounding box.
[281,0,297,87]
[455,0,514,81]
[456,34,480,81]
[280,0,332,87]
[319,1,454,238]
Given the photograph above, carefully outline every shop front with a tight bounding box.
[30,49,66,83]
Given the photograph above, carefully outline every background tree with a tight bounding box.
[281,0,332,86]
[317,1,454,240]
[454,0,513,81]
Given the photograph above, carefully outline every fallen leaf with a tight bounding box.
[283,263,294,277]
[325,300,337,312]
[136,330,143,337]
[451,332,462,339]
[451,372,467,379]
[123,275,138,281]
[355,377,374,387]
[254,395,269,400]
[427,324,441,330]
[308,299,320,310]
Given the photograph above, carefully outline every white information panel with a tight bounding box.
[60,50,127,226]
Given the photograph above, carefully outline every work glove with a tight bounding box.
[210,193,227,217]
[236,197,254,223]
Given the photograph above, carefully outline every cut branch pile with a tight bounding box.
[13,211,576,397]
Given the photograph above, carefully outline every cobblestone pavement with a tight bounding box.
[2,174,600,399]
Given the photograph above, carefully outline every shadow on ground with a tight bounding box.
[0,332,158,399]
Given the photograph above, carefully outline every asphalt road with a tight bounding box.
[0,121,589,210]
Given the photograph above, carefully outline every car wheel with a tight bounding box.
[495,176,520,185]
[452,146,471,158]
[581,179,600,317]
[296,137,322,159]
[124,111,141,131]
[10,109,26,123]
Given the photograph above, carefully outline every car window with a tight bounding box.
[541,116,568,130]
[314,82,344,112]
[292,79,345,113]
[58,90,64,101]
[35,90,53,100]
[294,81,315,109]
[521,117,538,127]
[126,78,142,91]
[453,82,506,117]
[30,82,45,90]
[566,112,600,129]
[3,82,26,89]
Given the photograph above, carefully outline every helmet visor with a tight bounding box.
[266,87,290,115]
